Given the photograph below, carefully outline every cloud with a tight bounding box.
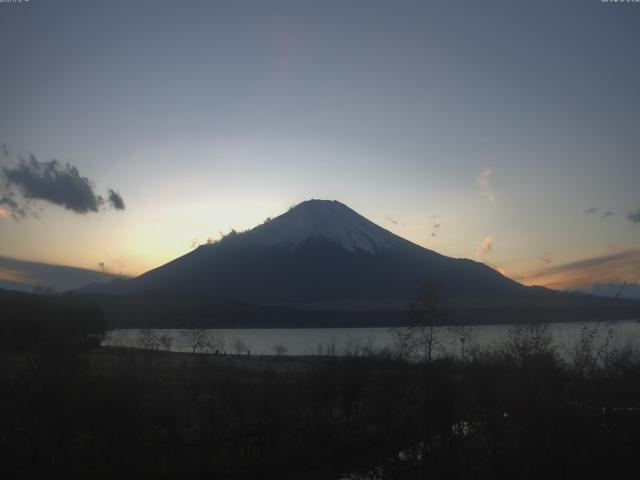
[476,235,493,259]
[516,249,640,291]
[0,194,26,219]
[107,189,125,210]
[474,235,509,277]
[536,255,552,266]
[627,210,640,224]
[476,168,495,202]
[477,168,491,189]
[585,207,615,219]
[1,151,126,218]
[1,143,8,157]
[385,215,399,225]
[0,255,129,293]
[0,206,9,219]
[2,154,102,213]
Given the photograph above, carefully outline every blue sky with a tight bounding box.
[1,0,639,291]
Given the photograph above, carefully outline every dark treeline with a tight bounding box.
[0,293,106,352]
[72,289,640,329]
[1,320,640,478]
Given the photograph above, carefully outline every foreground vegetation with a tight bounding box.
[1,293,640,479]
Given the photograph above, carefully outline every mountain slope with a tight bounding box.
[82,200,523,302]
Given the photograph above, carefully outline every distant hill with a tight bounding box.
[580,282,640,301]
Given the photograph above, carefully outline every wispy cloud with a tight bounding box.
[585,207,615,219]
[476,235,493,259]
[476,168,495,202]
[627,210,640,224]
[536,254,552,266]
[474,235,509,276]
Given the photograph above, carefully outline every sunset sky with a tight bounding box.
[1,0,639,293]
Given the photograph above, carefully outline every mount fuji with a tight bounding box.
[83,200,521,301]
[79,200,637,327]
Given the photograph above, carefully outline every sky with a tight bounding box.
[0,0,639,294]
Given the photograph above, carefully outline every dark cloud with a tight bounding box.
[602,211,614,218]
[2,154,102,214]
[108,189,126,210]
[386,216,399,225]
[627,210,640,224]
[430,221,441,237]
[0,152,125,217]
[1,143,8,157]
[584,207,598,215]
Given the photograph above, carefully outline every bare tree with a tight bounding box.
[159,333,173,351]
[409,283,447,363]
[448,324,477,361]
[181,329,209,354]
[32,285,55,295]
[136,329,160,351]
[232,338,248,355]
[209,332,226,354]
[502,321,554,366]
[272,344,288,356]
[389,326,418,361]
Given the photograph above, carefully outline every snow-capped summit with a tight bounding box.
[235,200,406,253]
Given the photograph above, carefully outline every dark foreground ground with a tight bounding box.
[2,327,640,480]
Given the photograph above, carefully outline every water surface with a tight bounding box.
[103,320,640,358]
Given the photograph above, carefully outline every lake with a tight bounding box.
[103,319,640,358]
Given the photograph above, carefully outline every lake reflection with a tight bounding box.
[103,320,640,358]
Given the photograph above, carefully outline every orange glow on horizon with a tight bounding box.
[516,249,640,291]
[0,268,36,285]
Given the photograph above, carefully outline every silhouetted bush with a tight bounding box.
[0,320,639,479]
